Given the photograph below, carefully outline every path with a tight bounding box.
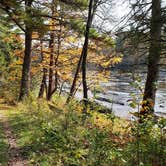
[0,106,27,166]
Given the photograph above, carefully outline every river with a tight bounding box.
[74,69,166,119]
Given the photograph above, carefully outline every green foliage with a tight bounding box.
[89,28,100,38]
[123,118,166,166]
[0,121,8,166]
[127,77,166,165]
[0,22,22,103]
[60,0,88,9]
[69,20,115,46]
[25,8,48,35]
[70,19,85,35]
[2,97,120,165]
[0,23,14,69]
[2,96,166,166]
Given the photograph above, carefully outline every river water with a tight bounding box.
[74,69,166,119]
[94,70,166,119]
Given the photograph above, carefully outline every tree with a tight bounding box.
[0,11,23,101]
[0,0,33,100]
[19,0,33,100]
[37,0,88,100]
[117,0,164,114]
[38,39,48,98]
[0,0,120,103]
[81,0,94,106]
[66,0,97,103]
[142,0,162,114]
[0,0,46,100]
[47,0,56,101]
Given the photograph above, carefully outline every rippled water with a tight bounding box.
[72,69,166,119]
[94,70,166,119]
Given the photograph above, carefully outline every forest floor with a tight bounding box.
[0,103,27,166]
[0,98,130,165]
[0,98,164,165]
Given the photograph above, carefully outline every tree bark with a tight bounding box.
[38,68,47,98]
[66,0,94,104]
[47,1,56,101]
[38,40,48,98]
[142,0,161,113]
[54,18,62,94]
[66,53,83,103]
[47,32,55,100]
[19,0,33,101]
[81,0,94,106]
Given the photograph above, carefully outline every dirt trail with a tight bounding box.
[0,107,27,166]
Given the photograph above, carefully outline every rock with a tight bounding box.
[95,97,125,105]
[159,105,164,108]
[155,112,166,118]
[95,97,112,103]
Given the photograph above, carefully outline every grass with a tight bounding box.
[1,97,130,165]
[0,96,165,165]
[0,116,8,166]
[0,104,16,165]
[4,108,44,163]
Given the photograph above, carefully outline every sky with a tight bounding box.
[93,0,131,33]
[114,0,130,20]
[94,0,166,33]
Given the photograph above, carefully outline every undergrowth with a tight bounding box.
[3,95,166,166]
[0,119,8,166]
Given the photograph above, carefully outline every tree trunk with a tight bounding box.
[47,1,56,101]
[38,68,47,98]
[19,0,32,101]
[66,0,94,104]
[38,40,46,98]
[38,39,48,98]
[54,18,62,93]
[66,53,83,103]
[81,0,94,107]
[47,32,55,100]
[142,0,161,114]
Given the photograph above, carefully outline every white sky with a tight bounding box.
[95,0,166,33]
[114,0,130,20]
[93,0,131,33]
